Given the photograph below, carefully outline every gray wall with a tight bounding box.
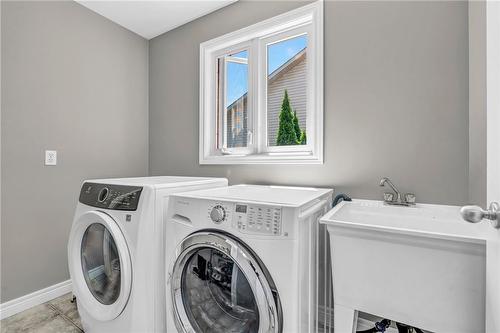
[1,1,149,302]
[468,0,487,206]
[150,1,469,205]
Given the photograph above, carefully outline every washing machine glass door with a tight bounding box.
[68,210,132,321]
[171,232,282,333]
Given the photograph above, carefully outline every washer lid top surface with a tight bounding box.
[173,184,332,207]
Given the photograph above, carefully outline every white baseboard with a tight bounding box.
[0,280,72,320]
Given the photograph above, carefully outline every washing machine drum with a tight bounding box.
[170,231,282,333]
[68,211,132,321]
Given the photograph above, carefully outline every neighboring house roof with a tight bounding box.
[227,92,247,110]
[227,47,307,109]
[268,47,306,85]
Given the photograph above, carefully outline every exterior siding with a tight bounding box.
[267,53,307,145]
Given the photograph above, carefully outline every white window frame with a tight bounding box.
[199,1,324,164]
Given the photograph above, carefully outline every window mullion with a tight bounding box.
[255,37,266,155]
[248,39,255,154]
[305,24,315,153]
[222,57,229,150]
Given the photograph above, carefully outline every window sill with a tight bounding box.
[199,152,323,165]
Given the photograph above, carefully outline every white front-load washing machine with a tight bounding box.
[165,185,333,333]
[68,176,227,333]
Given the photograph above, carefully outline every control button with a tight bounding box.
[210,205,226,224]
[97,187,109,203]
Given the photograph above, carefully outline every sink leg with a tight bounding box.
[334,304,358,333]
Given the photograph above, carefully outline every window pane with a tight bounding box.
[267,35,307,147]
[217,50,249,149]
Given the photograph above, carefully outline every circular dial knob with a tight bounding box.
[210,205,226,223]
[97,187,109,203]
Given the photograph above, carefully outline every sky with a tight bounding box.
[226,34,307,105]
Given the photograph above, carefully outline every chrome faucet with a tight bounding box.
[379,177,416,206]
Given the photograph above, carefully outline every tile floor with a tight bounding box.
[0,293,82,333]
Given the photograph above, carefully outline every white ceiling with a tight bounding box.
[76,1,237,40]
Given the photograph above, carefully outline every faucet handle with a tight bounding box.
[383,192,394,202]
[404,193,416,204]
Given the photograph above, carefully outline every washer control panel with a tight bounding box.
[233,203,282,236]
[205,201,282,235]
[79,182,142,211]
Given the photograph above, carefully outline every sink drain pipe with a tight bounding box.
[332,193,352,208]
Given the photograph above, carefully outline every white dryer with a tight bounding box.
[165,185,333,333]
[68,176,227,333]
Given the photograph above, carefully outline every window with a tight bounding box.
[200,2,323,164]
[217,49,250,152]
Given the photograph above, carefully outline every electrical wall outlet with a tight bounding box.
[45,150,57,166]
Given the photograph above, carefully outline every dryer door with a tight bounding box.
[68,210,132,321]
[170,231,282,333]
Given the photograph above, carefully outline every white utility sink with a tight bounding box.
[321,200,491,333]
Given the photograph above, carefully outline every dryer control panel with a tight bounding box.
[79,182,142,211]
